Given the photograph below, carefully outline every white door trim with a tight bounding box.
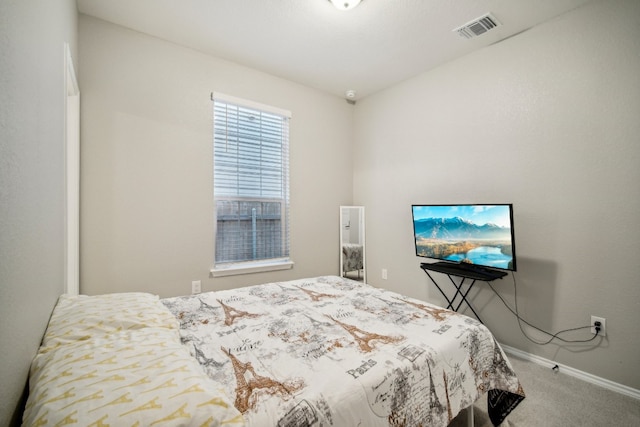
[64,43,80,296]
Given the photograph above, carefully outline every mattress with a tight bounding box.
[342,243,364,273]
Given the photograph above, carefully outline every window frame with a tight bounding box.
[210,93,293,277]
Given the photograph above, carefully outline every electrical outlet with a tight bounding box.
[192,280,201,294]
[382,269,388,280]
[591,315,606,336]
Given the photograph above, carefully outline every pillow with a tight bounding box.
[23,328,245,427]
[41,293,179,349]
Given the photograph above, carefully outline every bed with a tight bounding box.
[22,276,524,426]
[21,292,245,427]
[342,243,364,277]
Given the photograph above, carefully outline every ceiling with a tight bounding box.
[76,0,593,101]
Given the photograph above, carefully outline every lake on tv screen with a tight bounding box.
[445,246,511,269]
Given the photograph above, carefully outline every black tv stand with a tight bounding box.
[420,262,507,323]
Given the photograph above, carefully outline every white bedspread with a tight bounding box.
[162,276,524,427]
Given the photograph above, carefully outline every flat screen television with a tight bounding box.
[411,204,517,272]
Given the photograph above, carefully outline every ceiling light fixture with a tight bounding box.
[328,0,363,11]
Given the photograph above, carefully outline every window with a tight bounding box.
[212,93,292,276]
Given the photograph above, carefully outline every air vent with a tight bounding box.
[454,13,501,39]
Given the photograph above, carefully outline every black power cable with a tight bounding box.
[485,273,602,345]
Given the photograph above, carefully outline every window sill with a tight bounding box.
[211,259,294,277]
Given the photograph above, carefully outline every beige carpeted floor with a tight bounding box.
[449,355,640,427]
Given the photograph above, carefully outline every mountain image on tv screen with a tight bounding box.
[412,204,516,271]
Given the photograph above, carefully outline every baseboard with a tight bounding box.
[501,344,640,400]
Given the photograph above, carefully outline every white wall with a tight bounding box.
[79,16,354,297]
[0,1,78,424]
[354,0,640,389]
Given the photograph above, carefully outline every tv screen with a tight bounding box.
[412,204,517,271]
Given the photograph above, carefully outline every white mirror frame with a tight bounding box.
[339,206,366,283]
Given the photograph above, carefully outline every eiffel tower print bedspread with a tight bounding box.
[162,276,525,427]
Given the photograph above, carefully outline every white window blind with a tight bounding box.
[212,93,291,273]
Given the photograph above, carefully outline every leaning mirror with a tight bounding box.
[340,206,366,282]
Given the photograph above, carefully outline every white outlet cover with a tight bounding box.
[192,280,201,294]
[590,315,606,336]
